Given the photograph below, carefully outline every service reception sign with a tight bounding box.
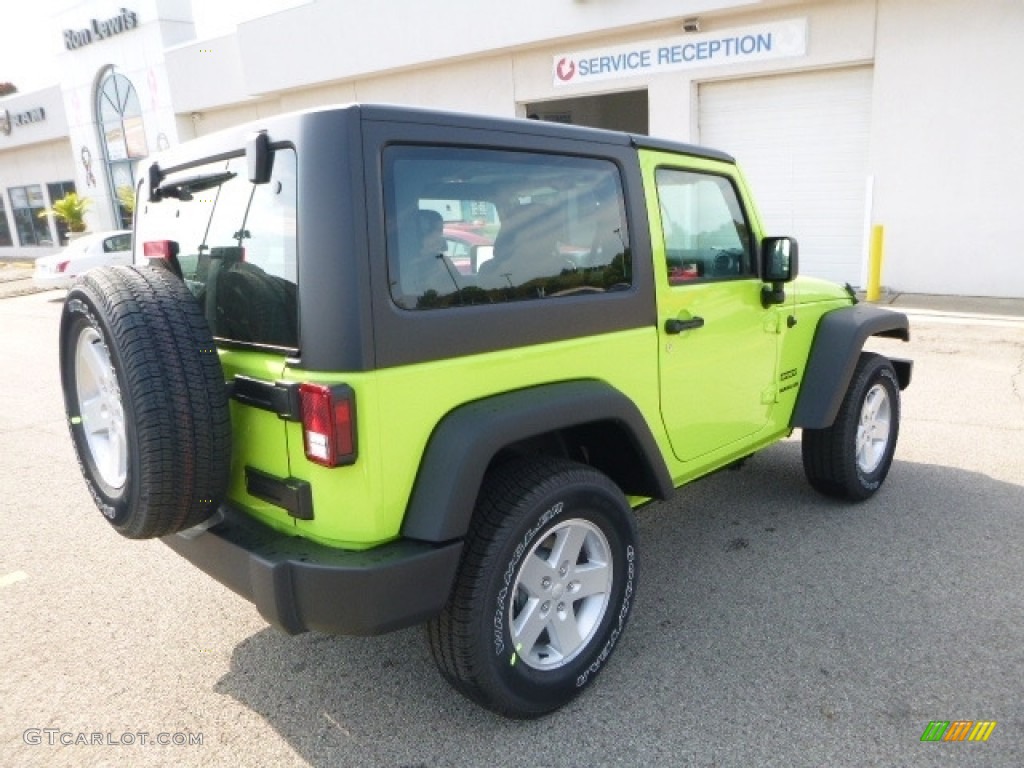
[553,19,808,86]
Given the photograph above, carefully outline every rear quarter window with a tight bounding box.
[384,146,630,310]
[136,149,298,349]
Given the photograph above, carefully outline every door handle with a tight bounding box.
[665,316,705,334]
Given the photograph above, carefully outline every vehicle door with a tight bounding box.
[642,153,781,463]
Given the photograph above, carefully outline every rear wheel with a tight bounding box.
[802,352,901,500]
[60,265,231,538]
[426,457,637,718]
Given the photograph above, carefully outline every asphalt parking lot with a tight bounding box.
[1,279,1022,767]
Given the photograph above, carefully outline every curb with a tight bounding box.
[0,265,48,299]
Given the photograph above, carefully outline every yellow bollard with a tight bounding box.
[866,224,884,302]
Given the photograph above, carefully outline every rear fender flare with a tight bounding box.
[400,381,672,543]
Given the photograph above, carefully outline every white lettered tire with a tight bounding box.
[59,265,231,538]
[426,457,637,718]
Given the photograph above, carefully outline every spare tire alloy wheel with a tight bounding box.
[60,265,231,539]
[73,325,127,494]
[802,352,901,501]
[427,458,638,718]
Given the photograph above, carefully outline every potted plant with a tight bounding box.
[38,192,92,241]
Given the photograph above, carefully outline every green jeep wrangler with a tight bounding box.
[59,104,911,718]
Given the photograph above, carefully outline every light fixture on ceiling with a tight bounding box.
[682,17,701,33]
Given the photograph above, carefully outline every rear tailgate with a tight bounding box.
[136,148,300,533]
[221,351,296,532]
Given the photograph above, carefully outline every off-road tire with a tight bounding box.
[426,457,637,718]
[802,352,900,501]
[59,265,231,538]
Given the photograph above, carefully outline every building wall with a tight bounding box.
[355,55,515,117]
[0,86,75,257]
[165,0,783,111]
[3,0,1020,296]
[179,52,516,136]
[511,0,877,138]
[180,2,872,135]
[54,0,195,232]
[128,0,1024,297]
[180,0,885,288]
[0,139,75,191]
[870,0,1024,298]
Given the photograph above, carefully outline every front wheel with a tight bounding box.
[802,352,901,500]
[426,458,638,718]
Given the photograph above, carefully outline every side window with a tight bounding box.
[384,146,630,310]
[103,234,131,253]
[136,149,298,349]
[655,169,753,284]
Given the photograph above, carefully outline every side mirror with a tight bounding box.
[760,236,798,306]
[246,130,274,184]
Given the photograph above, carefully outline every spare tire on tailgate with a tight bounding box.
[59,265,231,539]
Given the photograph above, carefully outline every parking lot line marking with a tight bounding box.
[0,571,28,588]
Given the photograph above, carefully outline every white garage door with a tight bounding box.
[699,67,873,286]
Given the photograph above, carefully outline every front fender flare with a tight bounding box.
[790,304,911,429]
[400,380,673,543]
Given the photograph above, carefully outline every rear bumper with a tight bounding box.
[161,506,462,636]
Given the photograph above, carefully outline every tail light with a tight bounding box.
[299,383,357,467]
[143,240,183,279]
[143,240,178,260]
[56,260,70,273]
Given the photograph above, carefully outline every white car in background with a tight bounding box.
[33,230,132,290]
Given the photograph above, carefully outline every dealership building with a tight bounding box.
[1,0,1021,297]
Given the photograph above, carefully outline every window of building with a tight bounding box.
[8,185,52,246]
[0,195,13,247]
[96,68,148,229]
[384,146,630,310]
[655,169,753,284]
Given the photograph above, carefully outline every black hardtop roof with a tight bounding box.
[148,102,735,174]
[327,103,736,164]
